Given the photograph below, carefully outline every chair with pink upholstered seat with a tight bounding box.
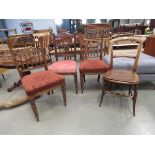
[79,25,111,93]
[48,33,78,94]
[7,36,67,122]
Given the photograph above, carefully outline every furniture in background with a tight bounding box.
[0,28,17,42]
[69,19,82,33]
[112,19,147,34]
[48,33,78,94]
[78,24,111,93]
[7,37,67,121]
[100,37,143,116]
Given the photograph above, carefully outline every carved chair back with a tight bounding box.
[7,37,48,78]
[109,37,143,72]
[53,33,76,60]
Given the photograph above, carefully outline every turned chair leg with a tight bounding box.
[83,74,86,83]
[132,85,138,116]
[30,99,39,122]
[80,73,84,93]
[97,74,100,82]
[74,74,78,94]
[62,82,67,106]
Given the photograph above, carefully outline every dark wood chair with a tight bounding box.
[79,25,111,93]
[7,37,67,122]
[48,33,78,94]
[99,36,143,116]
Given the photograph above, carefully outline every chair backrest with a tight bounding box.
[83,23,111,39]
[8,34,35,48]
[7,37,48,78]
[53,33,76,60]
[109,37,144,72]
[79,37,103,60]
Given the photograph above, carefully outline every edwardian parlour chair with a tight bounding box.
[48,33,78,94]
[7,37,67,122]
[99,37,143,116]
[79,24,111,93]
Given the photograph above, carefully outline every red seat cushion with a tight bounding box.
[80,60,110,73]
[21,70,65,96]
[48,60,77,75]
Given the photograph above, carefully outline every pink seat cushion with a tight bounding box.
[80,60,110,73]
[48,60,77,74]
[21,70,65,96]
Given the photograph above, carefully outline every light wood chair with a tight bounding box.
[100,36,144,116]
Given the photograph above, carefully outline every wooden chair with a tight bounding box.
[7,37,67,122]
[79,25,111,93]
[99,37,143,116]
[48,33,78,94]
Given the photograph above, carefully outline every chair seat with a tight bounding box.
[21,70,65,96]
[79,60,110,73]
[103,69,139,84]
[48,60,77,75]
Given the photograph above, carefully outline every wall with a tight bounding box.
[3,19,57,34]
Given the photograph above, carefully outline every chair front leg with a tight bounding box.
[62,82,67,106]
[132,84,138,116]
[30,99,39,122]
[80,73,84,93]
[74,74,78,94]
[97,74,100,82]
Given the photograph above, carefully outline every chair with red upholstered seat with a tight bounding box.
[48,33,78,94]
[79,24,111,93]
[7,37,67,122]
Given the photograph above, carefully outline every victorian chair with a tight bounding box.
[7,37,67,122]
[48,33,78,94]
[79,25,111,93]
[99,37,143,116]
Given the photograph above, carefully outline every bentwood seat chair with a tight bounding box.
[100,37,143,116]
[48,33,78,94]
[79,24,111,93]
[7,37,67,122]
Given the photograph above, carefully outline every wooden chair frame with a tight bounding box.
[7,37,67,121]
[100,36,144,116]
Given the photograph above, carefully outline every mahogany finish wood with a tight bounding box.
[100,36,144,116]
[7,36,67,121]
[49,34,78,93]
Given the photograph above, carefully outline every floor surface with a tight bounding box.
[0,66,155,135]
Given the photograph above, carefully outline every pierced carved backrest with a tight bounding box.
[7,37,48,78]
[53,33,76,60]
[83,23,111,39]
[8,34,35,48]
[80,38,103,60]
[109,37,144,72]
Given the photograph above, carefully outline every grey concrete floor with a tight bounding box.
[0,67,155,135]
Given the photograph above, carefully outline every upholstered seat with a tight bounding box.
[21,70,65,96]
[79,60,110,73]
[48,60,77,74]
